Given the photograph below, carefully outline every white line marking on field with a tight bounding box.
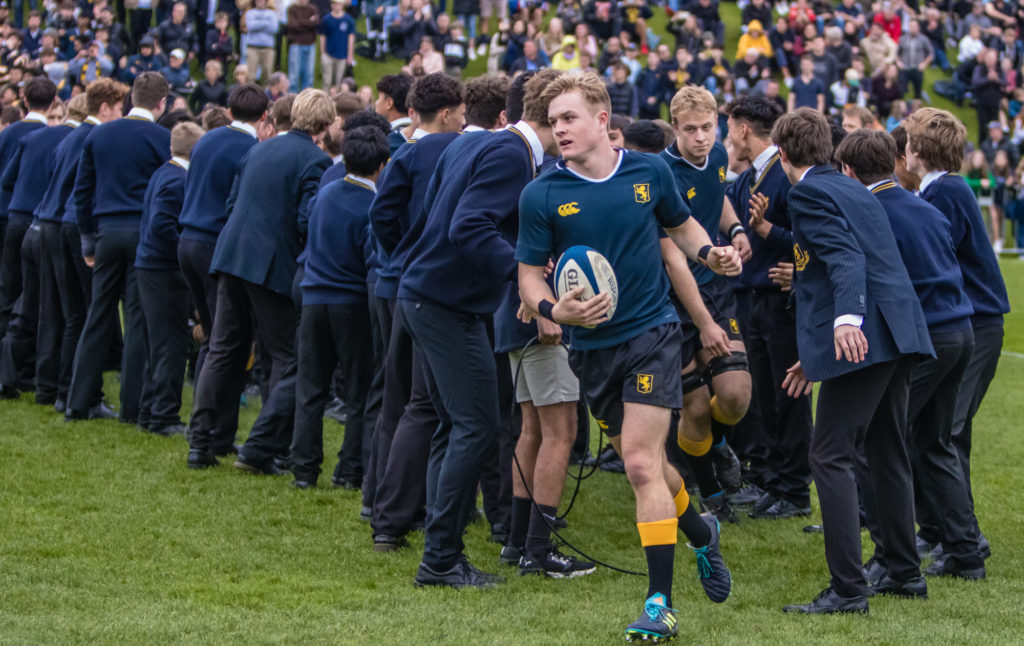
[1002,351,1024,360]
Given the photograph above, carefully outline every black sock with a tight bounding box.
[525,503,557,559]
[679,505,711,547]
[645,544,675,607]
[508,496,531,550]
[711,420,727,446]
[686,451,721,498]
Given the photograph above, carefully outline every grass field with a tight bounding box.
[1,6,1021,645]
[0,262,1020,645]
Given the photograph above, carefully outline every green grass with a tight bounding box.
[0,261,1021,644]
[0,7,1017,645]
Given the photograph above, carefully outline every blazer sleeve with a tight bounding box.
[73,135,98,235]
[1,141,24,196]
[789,182,867,318]
[369,157,412,255]
[151,175,186,243]
[447,145,528,281]
[297,155,331,238]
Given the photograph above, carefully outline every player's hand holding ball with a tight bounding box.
[708,245,742,276]
[552,287,612,327]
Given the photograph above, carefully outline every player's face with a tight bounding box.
[549,91,609,163]
[673,110,716,164]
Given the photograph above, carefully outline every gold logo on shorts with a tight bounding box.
[637,374,654,394]
[729,318,739,335]
[595,419,609,430]
[686,187,696,200]
[633,183,651,203]
[794,243,809,272]
[557,201,580,217]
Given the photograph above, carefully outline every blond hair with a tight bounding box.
[669,85,717,122]
[171,121,205,158]
[521,69,565,124]
[903,107,967,172]
[66,93,88,122]
[533,71,611,123]
[291,88,336,134]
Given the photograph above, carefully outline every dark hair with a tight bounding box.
[157,108,198,130]
[202,106,232,129]
[505,70,535,123]
[834,128,896,184]
[334,92,364,121]
[376,73,413,115]
[464,75,508,128]
[771,108,832,167]
[890,124,908,156]
[132,71,169,110]
[270,93,296,131]
[228,83,269,122]
[1,105,21,125]
[623,120,667,153]
[725,94,782,139]
[609,113,632,132]
[342,126,390,176]
[408,73,464,121]
[23,76,57,111]
[342,109,391,136]
[830,119,847,167]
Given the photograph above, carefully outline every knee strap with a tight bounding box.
[681,369,706,395]
[708,351,749,378]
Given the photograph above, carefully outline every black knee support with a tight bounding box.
[708,351,748,378]
[681,369,706,394]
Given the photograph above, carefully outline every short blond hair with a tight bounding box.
[66,93,88,122]
[903,107,967,172]
[521,69,566,124]
[291,88,336,134]
[535,71,611,123]
[669,85,717,122]
[171,121,205,158]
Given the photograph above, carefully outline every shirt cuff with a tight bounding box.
[834,314,864,329]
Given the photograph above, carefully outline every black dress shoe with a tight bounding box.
[489,522,509,544]
[782,587,869,614]
[751,490,778,514]
[870,575,928,599]
[596,444,625,473]
[35,394,57,406]
[0,384,20,400]
[924,559,985,580]
[88,403,118,419]
[293,479,317,489]
[331,475,360,490]
[214,443,240,457]
[749,498,811,520]
[359,505,372,521]
[568,449,593,466]
[53,399,66,414]
[916,535,937,557]
[234,457,284,475]
[273,455,291,471]
[862,557,885,587]
[729,483,765,507]
[151,423,188,437]
[414,556,504,589]
[188,449,220,469]
[373,533,409,552]
[979,534,991,560]
[802,524,825,533]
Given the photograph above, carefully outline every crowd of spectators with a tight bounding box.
[0,0,1022,248]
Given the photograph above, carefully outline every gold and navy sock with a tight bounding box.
[638,518,678,607]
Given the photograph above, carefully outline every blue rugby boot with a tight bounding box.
[689,514,732,603]
[624,593,678,643]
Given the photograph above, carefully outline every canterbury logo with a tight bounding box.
[794,243,809,272]
[557,201,580,217]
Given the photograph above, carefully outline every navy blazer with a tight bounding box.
[210,129,331,296]
[789,165,932,382]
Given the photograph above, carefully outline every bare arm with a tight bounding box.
[660,238,730,356]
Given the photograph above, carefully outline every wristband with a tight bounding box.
[697,244,712,263]
[728,223,745,240]
[538,299,555,321]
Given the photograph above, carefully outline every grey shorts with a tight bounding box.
[509,343,580,407]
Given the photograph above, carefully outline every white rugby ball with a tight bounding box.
[554,245,619,328]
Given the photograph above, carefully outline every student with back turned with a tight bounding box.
[177,84,268,454]
[903,108,1010,574]
[0,92,80,404]
[0,78,57,337]
[34,79,129,417]
[135,122,206,437]
[187,89,333,471]
[771,108,933,615]
[66,72,170,424]
[289,126,390,489]
[835,128,982,595]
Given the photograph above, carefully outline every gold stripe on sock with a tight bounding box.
[678,432,712,456]
[672,487,690,518]
[637,518,679,546]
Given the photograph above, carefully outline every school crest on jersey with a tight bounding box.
[794,243,809,272]
[729,318,739,335]
[637,373,654,394]
[718,166,726,182]
[558,201,580,217]
[633,183,651,204]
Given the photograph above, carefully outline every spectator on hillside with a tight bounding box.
[509,38,546,73]
[550,34,581,71]
[607,62,638,117]
[825,26,852,76]
[69,40,115,83]
[735,47,770,94]
[736,19,772,59]
[870,61,902,117]
[741,0,772,29]
[287,0,319,91]
[788,54,825,111]
[769,16,795,80]
[244,0,279,83]
[690,0,724,46]
[153,2,197,59]
[161,48,194,94]
[190,59,228,113]
[636,51,667,119]
[418,36,445,74]
[861,21,897,75]
[320,0,357,89]
[897,19,932,100]
[973,48,1007,141]
[121,35,165,84]
[395,0,437,60]
[833,0,864,32]
[872,2,902,42]
[584,0,621,41]
[981,120,1019,167]
[666,12,703,55]
[204,12,235,70]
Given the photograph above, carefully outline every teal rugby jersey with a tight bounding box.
[660,140,728,286]
[516,148,691,350]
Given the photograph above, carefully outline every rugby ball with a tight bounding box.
[554,246,619,328]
